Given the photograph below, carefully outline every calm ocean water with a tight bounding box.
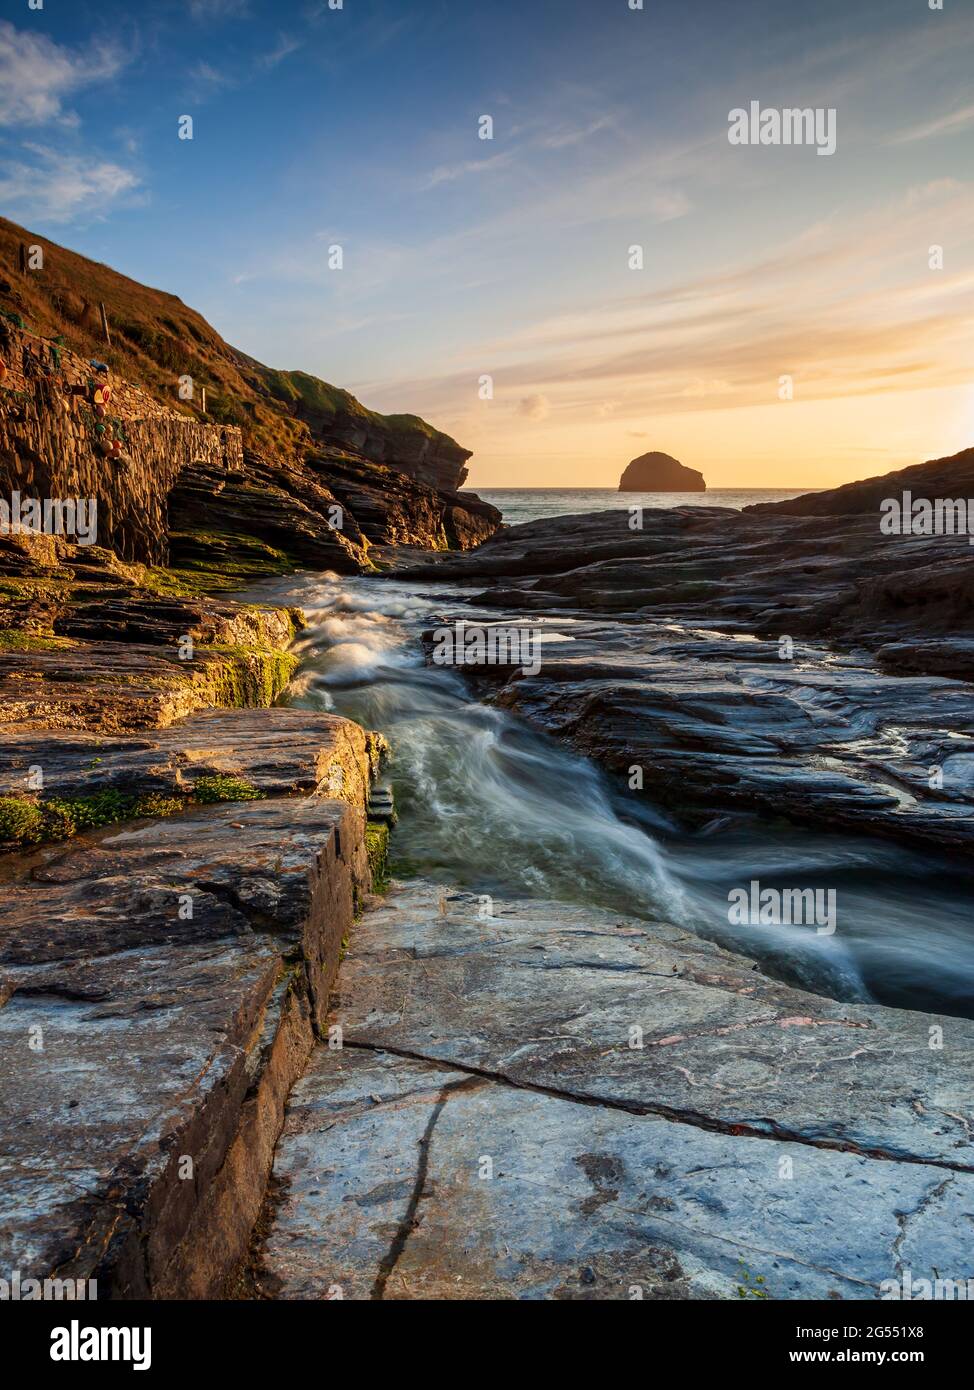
[474,487,815,527]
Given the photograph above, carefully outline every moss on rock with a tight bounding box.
[191,774,266,804]
[365,821,390,894]
[0,789,184,847]
[0,797,46,845]
[0,631,77,653]
[0,776,265,850]
[204,645,298,709]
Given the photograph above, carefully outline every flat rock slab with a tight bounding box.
[0,778,371,1294]
[0,936,281,1286]
[259,881,974,1300]
[0,707,377,806]
[0,640,294,733]
[260,1048,969,1301]
[0,796,361,966]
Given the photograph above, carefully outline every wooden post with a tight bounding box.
[200,386,207,415]
[18,243,28,275]
[99,302,112,347]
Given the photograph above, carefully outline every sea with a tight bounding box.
[474,487,815,527]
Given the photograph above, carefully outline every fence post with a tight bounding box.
[99,302,112,347]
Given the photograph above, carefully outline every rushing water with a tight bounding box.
[243,571,974,1021]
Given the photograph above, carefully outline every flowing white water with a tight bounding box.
[245,571,974,1020]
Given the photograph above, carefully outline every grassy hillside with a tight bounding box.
[0,216,466,470]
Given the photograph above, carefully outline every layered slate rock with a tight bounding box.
[0,639,296,733]
[258,883,974,1300]
[0,707,378,805]
[402,480,974,852]
[309,453,501,553]
[0,707,384,854]
[0,577,302,734]
[0,709,377,1298]
[165,454,369,575]
[619,451,706,492]
[400,499,974,660]
[420,617,974,853]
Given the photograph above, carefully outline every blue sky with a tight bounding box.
[1,0,973,485]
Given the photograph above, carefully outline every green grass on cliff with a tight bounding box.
[261,369,359,422]
[0,212,464,465]
[384,413,442,441]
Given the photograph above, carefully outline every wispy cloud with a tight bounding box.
[354,177,974,437]
[650,189,691,222]
[0,143,141,223]
[259,33,302,70]
[185,60,236,101]
[191,61,232,87]
[538,115,614,150]
[892,102,974,145]
[0,20,125,128]
[421,151,514,191]
[419,110,624,198]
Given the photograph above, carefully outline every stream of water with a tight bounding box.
[245,571,974,1021]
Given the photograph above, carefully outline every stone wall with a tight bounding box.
[0,323,242,564]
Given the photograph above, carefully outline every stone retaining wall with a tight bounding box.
[0,323,242,564]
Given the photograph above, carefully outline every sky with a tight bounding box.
[1,0,973,489]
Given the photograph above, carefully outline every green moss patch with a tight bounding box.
[0,776,266,850]
[160,530,300,595]
[0,798,46,846]
[0,790,183,848]
[366,821,390,894]
[190,774,266,804]
[203,645,298,709]
[0,631,77,653]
